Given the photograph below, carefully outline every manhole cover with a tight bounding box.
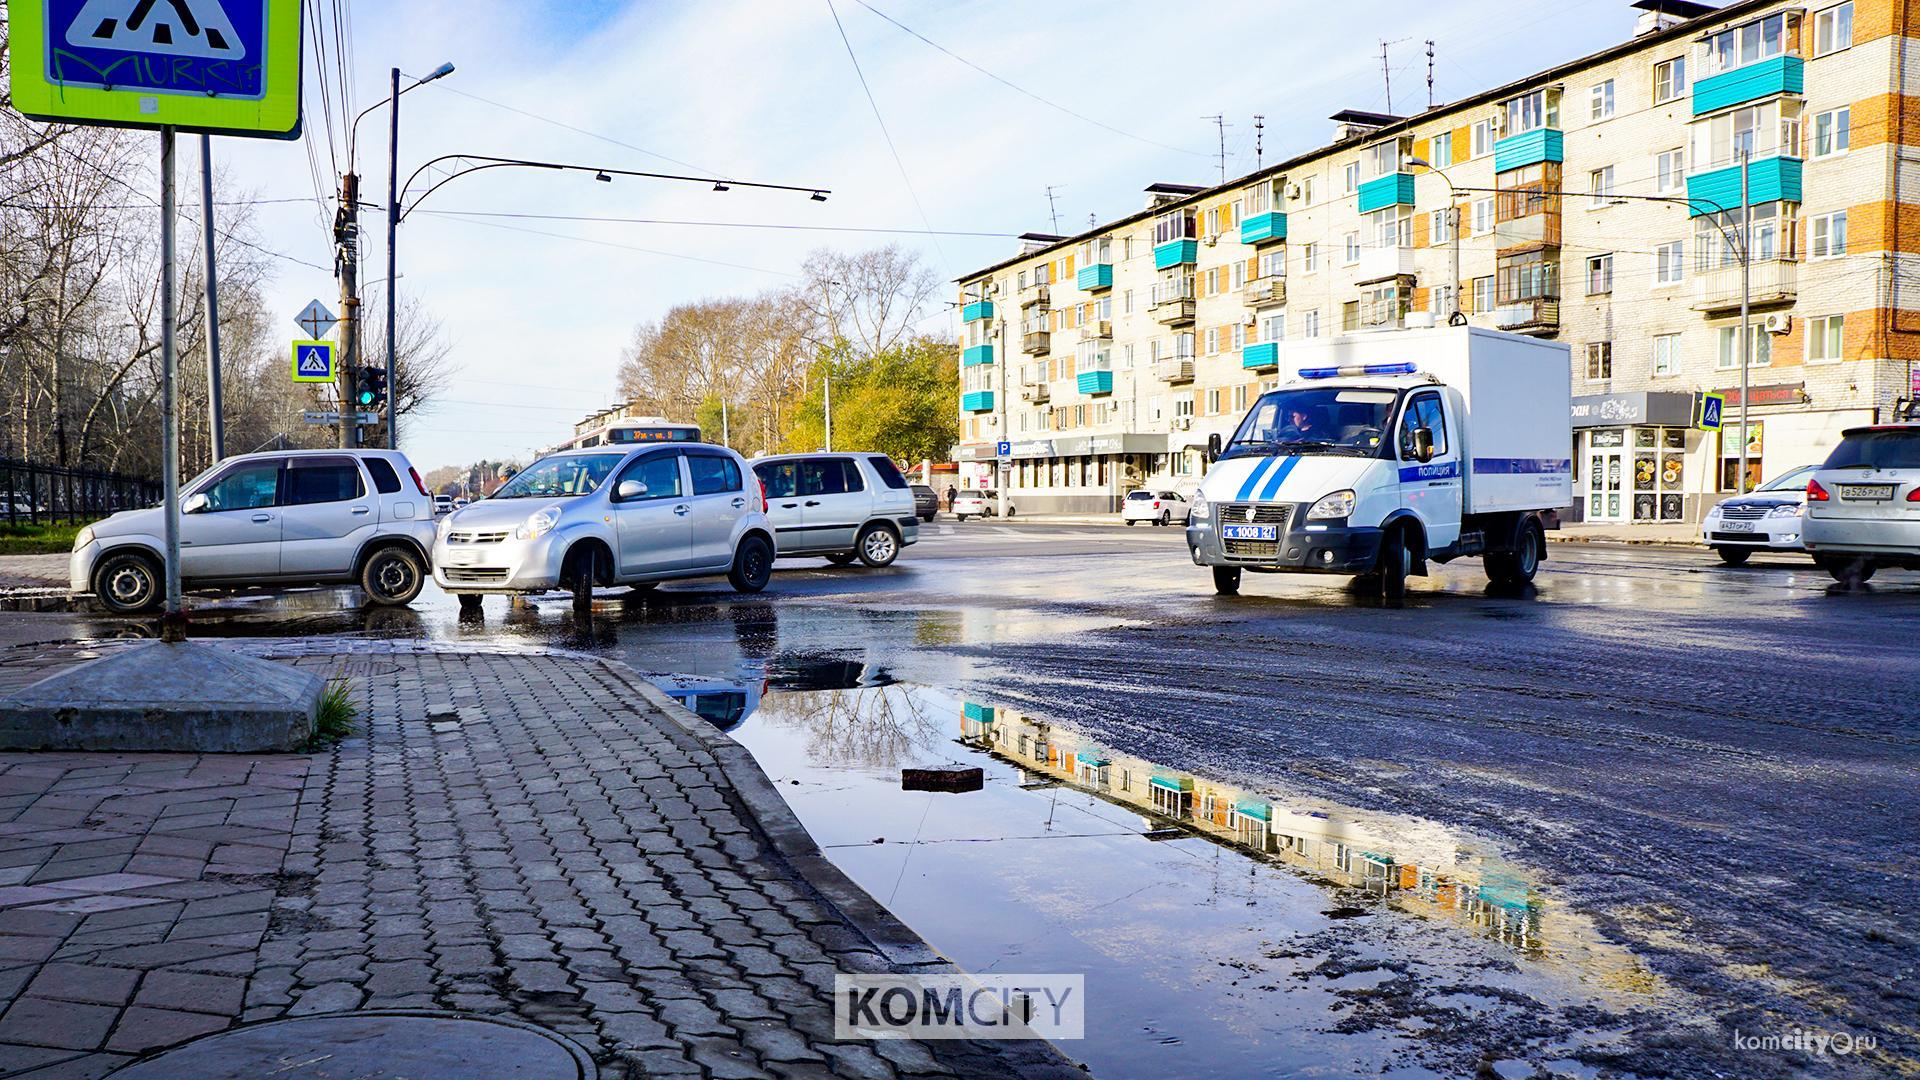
[107,1010,592,1079]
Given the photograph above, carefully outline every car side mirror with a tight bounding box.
[182,493,209,514]
[1206,433,1222,463]
[615,479,648,501]
[1412,427,1435,463]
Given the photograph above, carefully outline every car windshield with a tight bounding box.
[1224,387,1399,458]
[1757,465,1818,491]
[491,454,624,498]
[1823,430,1920,470]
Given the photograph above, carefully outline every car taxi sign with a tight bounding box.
[1693,391,1725,432]
[291,339,334,383]
[7,0,303,138]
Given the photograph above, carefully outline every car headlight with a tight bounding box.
[1705,505,1723,519]
[1767,504,1802,519]
[73,526,94,549]
[1188,492,1210,519]
[1307,489,1356,520]
[515,506,561,540]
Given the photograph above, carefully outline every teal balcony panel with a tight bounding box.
[1685,157,1801,217]
[1241,342,1279,370]
[1076,370,1113,395]
[961,344,995,367]
[1239,211,1287,245]
[1493,128,1564,173]
[962,300,994,322]
[1077,263,1113,290]
[1356,173,1415,213]
[961,390,994,412]
[1692,55,1803,115]
[1154,239,1198,269]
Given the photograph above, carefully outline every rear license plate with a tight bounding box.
[1221,524,1278,541]
[1838,484,1895,501]
[1718,520,1754,533]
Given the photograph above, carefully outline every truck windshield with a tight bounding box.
[1223,387,1399,458]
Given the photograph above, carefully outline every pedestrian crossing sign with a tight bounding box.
[1694,391,1725,432]
[291,340,334,383]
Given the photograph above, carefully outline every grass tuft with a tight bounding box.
[0,523,84,556]
[306,677,358,750]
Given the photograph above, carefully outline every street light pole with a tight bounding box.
[1407,157,1461,323]
[385,65,400,449]
[198,135,225,463]
[1737,146,1752,494]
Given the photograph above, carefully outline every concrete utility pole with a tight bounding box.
[198,135,225,463]
[336,171,361,449]
[1737,145,1752,493]
[823,377,832,451]
[158,128,184,639]
[385,65,401,449]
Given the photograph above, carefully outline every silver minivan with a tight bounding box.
[750,453,919,567]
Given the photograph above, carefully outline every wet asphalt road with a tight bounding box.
[4,521,1916,1077]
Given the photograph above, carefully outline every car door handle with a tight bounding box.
[673,504,690,516]
[350,506,370,515]
[781,502,799,509]
[804,500,821,507]
[251,513,273,523]
[731,498,747,508]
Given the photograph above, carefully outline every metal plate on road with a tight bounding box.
[1838,484,1894,501]
[1222,524,1278,541]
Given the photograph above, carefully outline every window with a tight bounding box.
[1589,80,1615,121]
[285,457,364,505]
[1586,254,1614,295]
[1689,100,1802,171]
[1430,206,1455,245]
[1653,333,1682,376]
[1262,314,1285,343]
[1588,166,1615,206]
[619,452,684,500]
[1121,343,1133,369]
[1302,242,1320,273]
[1232,261,1246,289]
[1808,314,1846,361]
[1231,324,1245,350]
[795,457,862,496]
[1343,232,1361,263]
[1258,249,1286,279]
[1656,148,1685,193]
[1813,108,1850,158]
[1696,202,1786,267]
[1705,12,1789,76]
[1153,210,1196,245]
[1502,88,1558,135]
[1343,161,1360,194]
[364,457,402,494]
[1206,388,1222,414]
[1654,57,1687,104]
[1586,341,1613,381]
[1246,183,1269,214]
[1655,242,1686,285]
[1472,197,1495,235]
[1399,393,1449,458]
[1811,211,1848,258]
[1813,2,1853,56]
[1233,385,1247,412]
[1363,139,1403,179]
[1367,206,1411,250]
[1497,250,1558,304]
[1471,119,1495,158]
[1717,326,1772,368]
[197,460,281,512]
[1175,398,1194,418]
[1300,175,1317,205]
[1123,289,1133,314]
[688,454,744,495]
[1342,300,1361,331]
[1429,131,1454,168]
[1472,276,1493,313]
[1204,327,1219,355]
[1303,310,1321,337]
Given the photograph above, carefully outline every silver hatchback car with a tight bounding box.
[1802,423,1920,583]
[432,443,774,612]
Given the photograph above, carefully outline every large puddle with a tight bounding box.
[646,666,1679,1078]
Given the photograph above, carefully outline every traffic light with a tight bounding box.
[357,366,388,411]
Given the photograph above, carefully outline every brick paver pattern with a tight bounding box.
[0,650,1043,1078]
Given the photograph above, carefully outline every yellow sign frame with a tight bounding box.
[291,340,335,383]
[7,0,302,138]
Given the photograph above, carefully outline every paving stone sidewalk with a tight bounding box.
[0,643,1082,1078]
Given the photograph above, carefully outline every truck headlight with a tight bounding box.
[515,506,561,540]
[73,526,94,549]
[1188,492,1210,520]
[1306,490,1355,520]
[1767,504,1802,519]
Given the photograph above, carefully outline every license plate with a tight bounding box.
[1718,520,1754,533]
[1221,524,1278,541]
[446,548,479,566]
[1838,484,1894,501]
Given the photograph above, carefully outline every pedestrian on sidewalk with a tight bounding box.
[946,485,958,511]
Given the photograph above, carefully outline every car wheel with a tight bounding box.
[1159,511,1171,527]
[729,535,773,593]
[825,552,858,566]
[93,549,162,615]
[1006,505,1017,518]
[457,593,484,615]
[857,524,901,567]
[1125,519,1136,527]
[565,545,600,612]
[1212,566,1241,595]
[1820,555,1876,585]
[360,546,425,607]
[1715,546,1752,566]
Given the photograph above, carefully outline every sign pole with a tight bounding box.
[159,127,185,640]
[199,134,226,464]
[1737,146,1751,494]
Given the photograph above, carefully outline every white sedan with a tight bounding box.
[952,490,1012,521]
[1122,489,1189,526]
[1701,464,1819,565]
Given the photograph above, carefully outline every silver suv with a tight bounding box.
[433,443,774,612]
[749,453,919,567]
[1802,423,1920,583]
[70,449,436,615]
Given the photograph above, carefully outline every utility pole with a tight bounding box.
[1204,115,1228,184]
[384,65,401,449]
[158,127,183,639]
[334,171,361,449]
[1737,145,1752,494]
[721,397,730,447]
[1044,184,1063,234]
[1426,41,1435,109]
[1253,115,1264,170]
[198,135,225,462]
[823,377,832,451]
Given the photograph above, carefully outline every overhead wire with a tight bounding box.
[425,214,798,277]
[411,208,1021,238]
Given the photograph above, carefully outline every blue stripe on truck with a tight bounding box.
[1236,457,1277,499]
[1257,456,1299,500]
[1471,457,1572,474]
[1397,460,1461,482]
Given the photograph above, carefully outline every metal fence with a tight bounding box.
[0,459,162,528]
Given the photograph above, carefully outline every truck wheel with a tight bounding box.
[1380,528,1411,598]
[1212,566,1241,595]
[1715,546,1751,566]
[1486,518,1543,586]
[93,549,163,615]
[729,535,774,593]
[361,546,425,606]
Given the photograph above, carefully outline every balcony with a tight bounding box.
[962,300,994,322]
[1693,257,1797,313]
[1077,263,1113,291]
[1492,128,1563,173]
[1020,282,1050,308]
[961,344,994,367]
[1152,297,1195,326]
[1356,173,1415,213]
[1354,246,1416,285]
[1153,357,1194,383]
[1494,213,1561,252]
[1693,55,1803,116]
[1079,319,1112,342]
[1242,277,1286,308]
[1241,342,1279,371]
[1077,369,1113,396]
[1686,157,1802,217]
[1021,330,1051,356]
[1154,238,1198,269]
[1239,212,1287,245]
[961,390,994,413]
[1494,296,1560,333]
[1021,379,1050,403]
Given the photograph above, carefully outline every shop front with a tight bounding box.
[1569,392,1704,524]
[1001,433,1169,514]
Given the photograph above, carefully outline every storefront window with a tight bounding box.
[1720,421,1764,491]
[1587,427,1686,521]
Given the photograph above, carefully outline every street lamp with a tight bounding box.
[1405,157,1464,325]
[379,63,454,452]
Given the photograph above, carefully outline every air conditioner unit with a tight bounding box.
[1242,311,1258,326]
[1204,233,1220,246]
[1763,313,1791,335]
[1287,184,1302,201]
[1172,416,1193,431]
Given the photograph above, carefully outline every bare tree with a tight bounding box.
[796,244,940,358]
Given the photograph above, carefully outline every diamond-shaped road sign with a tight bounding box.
[293,299,337,340]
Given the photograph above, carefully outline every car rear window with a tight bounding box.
[797,458,864,496]
[1825,430,1920,471]
[866,456,909,489]
[1127,491,1153,500]
[688,454,743,495]
[364,457,403,494]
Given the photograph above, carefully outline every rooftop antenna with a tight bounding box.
[1087,212,1097,229]
[1043,185,1063,233]
[1426,40,1435,109]
[1380,41,1393,115]
[1253,115,1265,169]
[1203,114,1229,184]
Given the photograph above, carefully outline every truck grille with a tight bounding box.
[448,530,510,544]
[441,568,509,584]
[1219,503,1291,524]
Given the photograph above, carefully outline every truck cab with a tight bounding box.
[1186,327,1572,597]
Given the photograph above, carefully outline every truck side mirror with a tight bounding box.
[1205,433,1222,463]
[1412,427,1435,463]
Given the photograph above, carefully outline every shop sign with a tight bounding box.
[1719,383,1804,408]
[1570,392,1694,429]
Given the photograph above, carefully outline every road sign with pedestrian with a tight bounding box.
[1694,391,1725,431]
[293,299,336,340]
[291,340,334,383]
[7,0,304,138]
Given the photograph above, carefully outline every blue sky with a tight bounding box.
[212,0,1636,470]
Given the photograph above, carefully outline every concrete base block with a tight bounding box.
[0,642,321,752]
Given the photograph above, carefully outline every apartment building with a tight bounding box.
[954,0,1919,523]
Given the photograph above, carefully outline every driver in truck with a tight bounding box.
[1282,405,1329,443]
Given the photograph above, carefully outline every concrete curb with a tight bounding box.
[1546,534,1705,548]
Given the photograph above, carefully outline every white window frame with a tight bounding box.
[1471,119,1495,158]
[1652,333,1682,376]
[1812,107,1850,159]
[1655,242,1686,286]
[1342,161,1360,194]
[1430,207,1455,245]
[1654,56,1687,105]
[1472,197,1495,235]
[1589,80,1615,121]
[1303,310,1321,338]
[1585,341,1613,383]
[1807,313,1846,362]
[1430,131,1454,168]
[1810,210,1848,259]
[1586,253,1614,295]
[1813,2,1853,57]
[1717,326,1772,369]
[1656,148,1686,194]
[1302,242,1320,274]
[1588,165,1616,208]
[1343,232,1361,264]
[1472,276,1493,314]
